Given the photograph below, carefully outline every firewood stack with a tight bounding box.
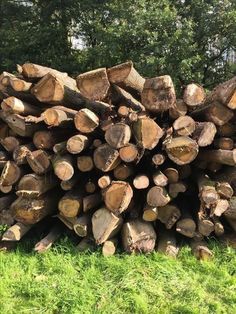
[0,61,236,258]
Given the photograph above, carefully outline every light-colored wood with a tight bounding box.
[142,204,158,222]
[102,238,118,257]
[197,174,219,206]
[192,122,217,147]
[98,175,111,189]
[105,123,131,149]
[213,216,224,236]
[211,199,229,217]
[77,68,110,101]
[21,63,68,79]
[77,156,94,172]
[34,224,62,253]
[92,207,123,244]
[122,219,156,253]
[141,75,176,112]
[26,150,51,175]
[133,174,150,189]
[67,134,89,154]
[52,154,74,181]
[74,108,99,133]
[93,144,121,172]
[132,117,163,150]
[0,161,21,186]
[152,153,166,166]
[119,143,139,163]
[1,222,32,241]
[169,99,187,119]
[183,83,205,107]
[164,136,199,165]
[42,106,77,127]
[103,181,133,214]
[13,143,34,165]
[157,204,181,229]
[173,115,195,136]
[147,186,171,207]
[152,170,168,187]
[112,85,145,111]
[198,149,236,166]
[216,182,233,199]
[1,97,41,116]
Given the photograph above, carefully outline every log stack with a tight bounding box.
[0,61,236,258]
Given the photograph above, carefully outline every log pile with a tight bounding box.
[0,61,236,259]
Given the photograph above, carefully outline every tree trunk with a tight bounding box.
[58,190,83,218]
[1,96,42,116]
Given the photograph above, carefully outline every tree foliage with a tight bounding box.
[0,0,235,90]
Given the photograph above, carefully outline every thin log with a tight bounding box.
[157,229,179,258]
[98,175,111,189]
[0,136,23,153]
[42,106,77,127]
[157,204,181,229]
[213,216,224,236]
[197,173,219,206]
[1,222,32,241]
[26,150,51,175]
[58,190,83,218]
[152,153,166,166]
[13,143,34,165]
[52,154,74,181]
[76,237,96,252]
[152,170,168,187]
[133,174,150,189]
[163,168,179,183]
[33,129,71,150]
[147,186,171,207]
[73,214,91,237]
[113,164,133,180]
[102,238,118,257]
[183,83,205,107]
[34,223,62,253]
[0,195,16,211]
[60,174,80,191]
[85,180,97,194]
[142,204,158,222]
[215,182,234,199]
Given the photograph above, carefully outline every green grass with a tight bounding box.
[0,239,235,314]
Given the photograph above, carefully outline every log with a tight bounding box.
[0,136,23,153]
[132,117,163,150]
[58,191,83,217]
[152,170,168,187]
[190,239,213,260]
[0,161,21,186]
[117,105,130,118]
[164,136,199,165]
[1,222,32,241]
[9,76,32,92]
[76,237,96,252]
[183,83,206,107]
[198,206,214,236]
[34,223,62,253]
[168,182,187,198]
[33,130,71,150]
[113,164,133,180]
[76,68,110,101]
[102,238,118,257]
[133,174,150,189]
[157,229,179,258]
[13,143,34,165]
[52,154,74,181]
[141,75,176,112]
[198,149,236,166]
[17,173,58,198]
[112,85,145,111]
[53,141,67,154]
[197,173,219,206]
[0,150,8,169]
[93,144,121,172]
[57,215,77,230]
[11,193,59,225]
[215,182,234,199]
[213,216,224,237]
[66,134,90,154]
[105,123,131,149]
[122,219,156,253]
[103,181,133,214]
[152,153,166,166]
[169,99,187,119]
[77,156,94,172]
[98,175,111,189]
[224,196,236,220]
[60,174,80,191]
[157,204,181,229]
[85,180,97,194]
[142,204,158,222]
[214,137,234,150]
[163,168,179,183]
[217,123,236,137]
[211,199,229,217]
[83,192,102,213]
[176,202,196,238]
[21,63,68,80]
[26,149,51,175]
[74,108,99,133]
[0,195,16,211]
[192,122,217,147]
[119,143,139,163]
[1,97,41,116]
[107,61,145,94]
[173,116,195,136]
[147,186,171,207]
[73,214,91,237]
[92,139,103,148]
[92,207,123,244]
[42,106,77,127]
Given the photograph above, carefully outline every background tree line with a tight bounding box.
[0,0,236,91]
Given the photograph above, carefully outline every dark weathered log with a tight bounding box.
[66,134,90,154]
[73,214,91,237]
[107,61,145,94]
[77,156,94,172]
[34,223,62,253]
[85,180,97,194]
[1,222,32,241]
[13,143,34,165]
[74,108,99,133]
[76,236,96,252]
[157,204,181,229]
[17,173,58,198]
[192,122,217,147]
[0,150,8,169]
[92,207,123,244]
[215,181,234,199]
[52,154,74,181]
[0,161,22,186]
[141,75,176,113]
[93,144,121,172]
[33,129,71,150]
[183,83,206,107]
[157,229,179,258]
[83,192,102,213]
[224,196,236,220]
[214,137,234,150]
[113,164,133,180]
[173,115,195,136]
[0,136,23,153]
[217,123,235,137]
[112,85,145,111]
[198,205,215,236]
[164,136,199,165]
[190,239,213,260]
[163,168,179,183]
[103,181,133,215]
[169,99,187,119]
[76,68,110,101]
[26,150,51,175]
[213,216,224,236]
[132,117,163,150]
[147,186,171,207]
[105,123,131,149]
[198,149,236,166]
[53,141,67,154]
[122,219,156,253]
[60,174,80,191]
[219,233,236,248]
[168,182,187,198]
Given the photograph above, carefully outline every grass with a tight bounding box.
[0,238,235,314]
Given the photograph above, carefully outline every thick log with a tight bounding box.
[13,143,34,165]
[42,106,77,127]
[105,123,131,149]
[76,68,110,101]
[83,193,102,213]
[93,144,121,172]
[21,63,68,80]
[122,219,156,253]
[77,156,94,172]
[157,229,179,258]
[132,117,163,150]
[112,85,145,111]
[0,161,21,186]
[119,143,139,163]
[58,190,83,217]
[190,239,213,260]
[157,204,181,229]
[169,99,187,119]
[92,207,123,244]
[173,116,195,136]
[147,186,171,207]
[114,164,133,180]
[133,174,150,189]
[107,61,145,94]
[98,175,111,189]
[214,137,234,150]
[164,136,199,165]
[198,149,236,166]
[141,75,176,113]
[66,134,90,154]
[103,181,133,215]
[17,173,58,198]
[1,97,41,116]
[192,122,217,147]
[152,170,168,187]
[74,108,99,133]
[26,150,51,175]
[102,238,118,257]
[34,224,62,253]
[183,83,205,107]
[142,204,158,222]
[11,193,59,225]
[52,154,74,181]
[1,222,32,241]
